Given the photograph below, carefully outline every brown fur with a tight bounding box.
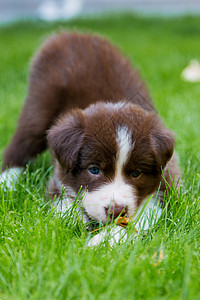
[48,102,178,206]
[3,32,153,169]
[2,32,180,215]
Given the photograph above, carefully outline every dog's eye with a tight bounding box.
[89,166,100,175]
[132,170,141,178]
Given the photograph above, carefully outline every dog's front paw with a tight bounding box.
[0,167,22,190]
[88,226,127,247]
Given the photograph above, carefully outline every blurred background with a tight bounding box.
[0,0,200,23]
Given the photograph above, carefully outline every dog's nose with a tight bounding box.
[105,203,127,219]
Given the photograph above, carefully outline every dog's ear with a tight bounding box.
[151,122,175,169]
[47,110,85,171]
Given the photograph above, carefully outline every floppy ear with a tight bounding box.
[151,123,175,169]
[47,110,85,171]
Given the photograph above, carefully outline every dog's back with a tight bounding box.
[3,32,155,169]
[30,32,154,113]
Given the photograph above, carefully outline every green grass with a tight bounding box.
[0,13,200,299]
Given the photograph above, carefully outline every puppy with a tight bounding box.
[0,32,180,246]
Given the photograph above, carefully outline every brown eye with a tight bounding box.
[132,170,141,178]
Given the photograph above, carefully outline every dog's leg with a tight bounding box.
[2,97,51,170]
[1,72,68,189]
[134,195,162,232]
[1,96,50,189]
[88,226,127,247]
[47,176,89,223]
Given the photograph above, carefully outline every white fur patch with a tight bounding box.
[83,125,136,222]
[88,226,127,247]
[104,101,125,110]
[0,167,22,190]
[52,179,89,223]
[52,179,74,213]
[116,126,133,172]
[134,195,162,231]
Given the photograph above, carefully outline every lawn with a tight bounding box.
[0,13,200,299]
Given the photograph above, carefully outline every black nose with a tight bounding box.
[105,204,127,219]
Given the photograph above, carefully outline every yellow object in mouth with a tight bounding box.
[116,216,129,227]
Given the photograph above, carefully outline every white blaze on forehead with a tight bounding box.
[116,126,133,172]
[104,101,125,110]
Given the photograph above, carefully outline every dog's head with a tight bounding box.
[48,102,175,222]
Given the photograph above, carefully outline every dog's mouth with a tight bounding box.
[82,203,129,225]
[84,210,129,227]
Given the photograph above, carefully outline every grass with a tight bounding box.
[0,13,200,299]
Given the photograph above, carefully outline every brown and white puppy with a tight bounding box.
[0,32,180,246]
